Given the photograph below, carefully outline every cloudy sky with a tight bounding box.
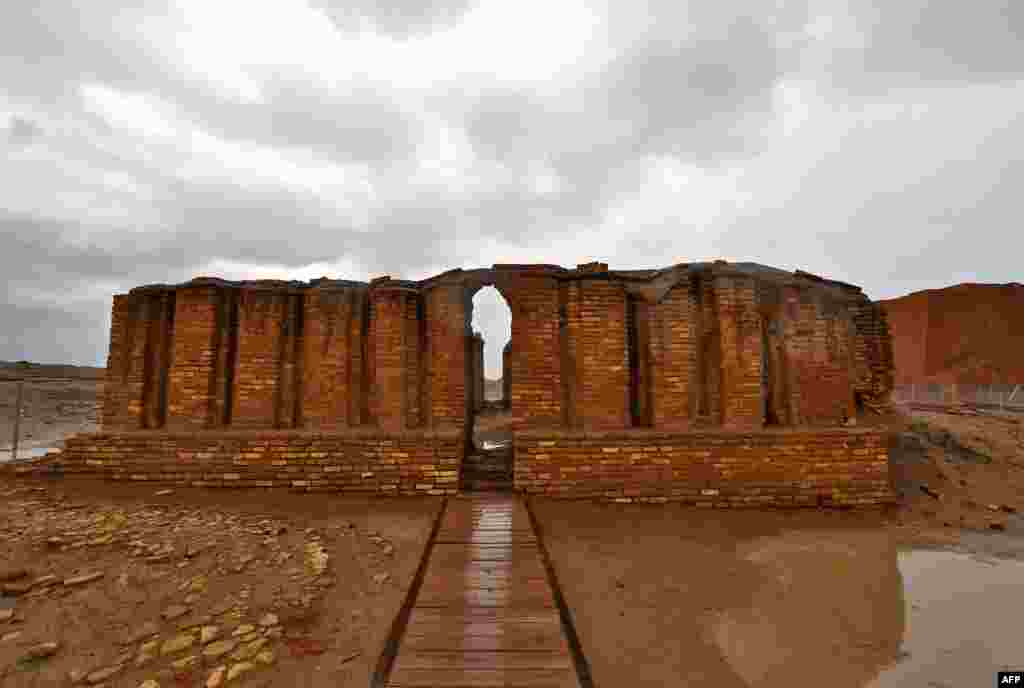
[1,0,1021,376]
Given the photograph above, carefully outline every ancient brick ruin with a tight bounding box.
[23,260,896,505]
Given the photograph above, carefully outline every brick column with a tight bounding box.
[505,274,562,429]
[302,287,368,429]
[649,283,697,430]
[425,284,466,430]
[229,289,287,428]
[167,286,222,429]
[715,274,763,429]
[369,287,407,430]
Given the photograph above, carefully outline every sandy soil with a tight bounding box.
[0,380,100,458]
[0,480,440,687]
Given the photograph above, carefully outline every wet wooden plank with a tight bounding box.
[387,668,578,687]
[402,627,568,651]
[393,650,572,671]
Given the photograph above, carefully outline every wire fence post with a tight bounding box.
[12,379,24,461]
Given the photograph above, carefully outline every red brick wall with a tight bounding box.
[15,430,461,495]
[102,294,132,430]
[167,287,221,429]
[514,428,892,506]
[405,293,424,429]
[564,278,629,429]
[504,273,562,428]
[716,275,763,429]
[425,284,466,429]
[369,289,406,430]
[301,288,367,430]
[649,283,697,429]
[231,289,288,428]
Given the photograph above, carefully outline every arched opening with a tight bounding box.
[468,286,512,452]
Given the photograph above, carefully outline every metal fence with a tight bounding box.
[0,376,101,461]
[891,383,1023,412]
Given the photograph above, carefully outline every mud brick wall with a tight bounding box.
[369,289,407,431]
[167,287,222,429]
[716,275,763,429]
[19,430,463,495]
[698,276,722,423]
[502,342,511,407]
[302,287,367,430]
[852,302,895,408]
[425,285,466,429]
[231,290,288,428]
[406,293,425,429]
[471,334,484,412]
[649,283,697,429]
[102,292,175,430]
[514,428,893,506]
[781,287,859,425]
[563,278,629,429]
[504,273,562,428]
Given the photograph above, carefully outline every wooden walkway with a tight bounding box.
[387,495,580,687]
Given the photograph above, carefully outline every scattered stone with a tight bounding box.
[178,615,212,631]
[232,638,268,661]
[65,571,104,586]
[265,627,283,640]
[138,680,160,688]
[231,624,255,637]
[254,649,275,665]
[241,632,261,643]
[201,639,238,660]
[33,574,59,588]
[226,662,253,682]
[1000,504,1018,514]
[3,631,22,642]
[170,655,198,671]
[184,594,201,605]
[2,580,33,596]
[155,490,174,496]
[162,605,190,621]
[68,668,85,683]
[160,632,195,655]
[258,613,278,627]
[206,666,226,688]
[200,626,220,644]
[989,522,1007,531]
[986,504,1001,512]
[46,536,65,548]
[0,610,12,623]
[372,572,390,585]
[920,485,941,500]
[85,664,123,684]
[22,641,60,659]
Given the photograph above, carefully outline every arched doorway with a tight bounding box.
[463,284,513,490]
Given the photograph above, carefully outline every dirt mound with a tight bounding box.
[878,283,1024,384]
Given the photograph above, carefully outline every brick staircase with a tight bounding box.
[460,445,513,492]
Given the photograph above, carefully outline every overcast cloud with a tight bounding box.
[1,0,1021,376]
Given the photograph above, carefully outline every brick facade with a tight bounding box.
[14,261,896,506]
[514,428,892,506]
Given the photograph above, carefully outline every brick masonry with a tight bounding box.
[4,430,462,495]
[514,428,893,506]
[6,261,897,505]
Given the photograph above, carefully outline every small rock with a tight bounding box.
[65,571,104,586]
[184,594,201,605]
[178,615,212,631]
[200,626,220,644]
[232,638,268,661]
[138,680,160,688]
[372,572,390,585]
[986,504,1001,512]
[989,522,1007,531]
[160,633,195,655]
[265,626,283,639]
[0,610,13,623]
[258,613,278,627]
[1000,504,1018,514]
[68,668,85,683]
[3,631,22,642]
[85,664,122,684]
[170,655,198,671]
[33,574,59,588]
[201,639,238,660]
[241,632,261,643]
[139,640,161,657]
[23,641,60,659]
[155,490,174,496]
[46,536,64,548]
[206,666,226,688]
[231,624,255,637]
[254,649,275,665]
[2,580,33,596]
[226,662,253,682]
[162,605,190,621]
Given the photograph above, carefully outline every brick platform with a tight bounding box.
[1,429,463,495]
[514,427,893,506]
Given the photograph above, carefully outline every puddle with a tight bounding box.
[867,549,1024,686]
[0,595,15,610]
[481,440,510,450]
[304,541,329,576]
[1,446,58,462]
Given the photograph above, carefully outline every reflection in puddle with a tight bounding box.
[1,447,57,462]
[867,549,1024,687]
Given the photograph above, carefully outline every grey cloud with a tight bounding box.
[313,0,477,38]
[6,117,42,146]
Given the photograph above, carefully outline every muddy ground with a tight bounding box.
[533,407,1024,688]
[0,482,440,688]
[2,405,1023,687]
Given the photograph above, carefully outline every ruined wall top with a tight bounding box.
[128,260,870,302]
